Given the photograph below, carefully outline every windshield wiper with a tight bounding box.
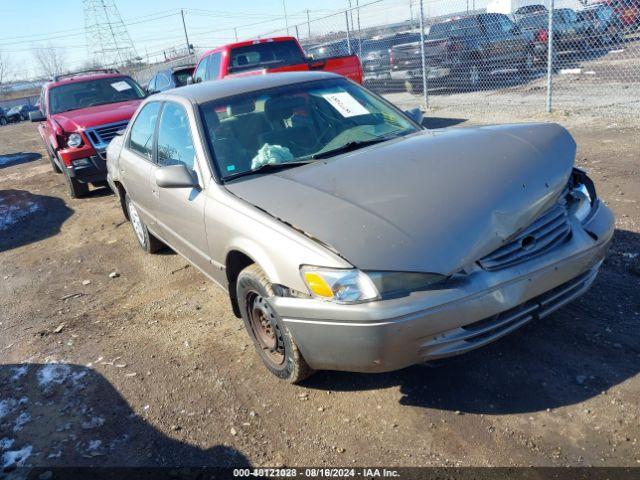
[223,160,316,181]
[311,137,393,160]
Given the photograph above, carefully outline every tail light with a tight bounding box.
[537,28,549,42]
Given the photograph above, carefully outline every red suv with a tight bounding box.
[30,69,146,198]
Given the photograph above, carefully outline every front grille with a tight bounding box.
[86,120,129,151]
[420,266,598,359]
[479,205,571,271]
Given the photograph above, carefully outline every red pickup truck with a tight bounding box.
[30,70,146,198]
[192,36,363,85]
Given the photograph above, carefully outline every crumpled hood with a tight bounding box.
[226,123,576,274]
[51,100,141,132]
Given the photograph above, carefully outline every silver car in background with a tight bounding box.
[106,71,614,383]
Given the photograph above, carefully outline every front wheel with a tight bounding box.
[237,264,313,383]
[0,117,7,126]
[64,168,89,198]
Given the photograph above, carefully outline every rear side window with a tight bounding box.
[157,103,196,170]
[129,102,161,160]
[229,41,305,73]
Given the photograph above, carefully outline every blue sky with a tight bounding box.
[0,0,424,78]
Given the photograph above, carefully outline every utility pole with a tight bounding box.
[181,9,191,54]
[546,0,555,112]
[283,0,290,35]
[419,0,428,109]
[306,9,311,39]
[234,27,238,42]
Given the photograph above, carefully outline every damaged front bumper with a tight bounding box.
[273,201,614,373]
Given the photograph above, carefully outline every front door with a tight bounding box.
[152,101,211,273]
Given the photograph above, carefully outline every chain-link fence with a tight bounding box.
[123,0,639,119]
[243,0,640,118]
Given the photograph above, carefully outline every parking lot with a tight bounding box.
[1,89,639,469]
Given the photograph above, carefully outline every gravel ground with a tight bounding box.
[0,86,639,471]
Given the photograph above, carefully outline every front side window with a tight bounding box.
[129,102,161,160]
[193,57,208,83]
[48,77,145,114]
[206,53,222,80]
[199,78,418,180]
[157,103,196,170]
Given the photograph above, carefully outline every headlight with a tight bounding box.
[67,133,82,148]
[300,266,447,303]
[301,267,379,303]
[567,168,596,223]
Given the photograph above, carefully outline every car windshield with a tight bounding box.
[49,77,145,114]
[200,78,419,180]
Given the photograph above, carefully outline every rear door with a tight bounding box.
[120,101,162,228]
[152,101,210,272]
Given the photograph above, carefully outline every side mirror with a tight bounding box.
[187,77,194,85]
[29,110,45,122]
[155,164,199,189]
[404,107,424,126]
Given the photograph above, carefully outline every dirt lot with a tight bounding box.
[1,100,639,471]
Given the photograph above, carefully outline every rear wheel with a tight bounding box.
[0,117,7,126]
[125,194,164,253]
[460,63,481,91]
[404,79,422,94]
[237,264,313,383]
[520,51,535,76]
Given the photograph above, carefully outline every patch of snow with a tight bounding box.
[0,438,15,450]
[1,444,33,469]
[87,440,102,451]
[0,199,41,231]
[0,399,17,420]
[13,412,31,432]
[10,366,28,382]
[81,416,105,430]
[37,364,71,387]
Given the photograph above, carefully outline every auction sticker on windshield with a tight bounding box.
[322,91,369,117]
[111,81,132,92]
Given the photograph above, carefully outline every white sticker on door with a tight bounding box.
[322,92,369,117]
[111,81,132,92]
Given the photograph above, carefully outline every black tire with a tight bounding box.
[460,63,481,91]
[519,50,535,76]
[64,167,89,198]
[404,79,422,95]
[237,264,313,384]
[0,117,7,126]
[47,149,62,173]
[125,194,164,253]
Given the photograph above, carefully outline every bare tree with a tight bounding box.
[32,43,67,78]
[0,51,11,93]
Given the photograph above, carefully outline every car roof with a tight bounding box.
[46,73,130,89]
[149,71,341,105]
